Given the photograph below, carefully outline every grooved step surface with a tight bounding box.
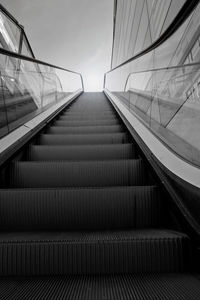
[0,274,200,300]
[39,133,130,145]
[7,159,147,188]
[28,144,136,161]
[0,230,190,275]
[0,186,161,230]
[47,125,125,134]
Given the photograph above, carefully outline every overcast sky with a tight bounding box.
[1,0,113,91]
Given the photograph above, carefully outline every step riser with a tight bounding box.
[54,120,120,126]
[0,187,161,230]
[27,145,136,161]
[62,112,116,115]
[38,133,130,145]
[47,125,125,134]
[59,116,118,121]
[64,109,114,112]
[0,237,189,276]
[8,160,147,188]
[61,111,117,116]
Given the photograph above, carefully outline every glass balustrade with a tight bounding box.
[105,2,200,166]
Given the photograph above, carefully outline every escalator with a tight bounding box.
[0,92,200,299]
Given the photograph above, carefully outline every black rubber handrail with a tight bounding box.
[105,0,199,76]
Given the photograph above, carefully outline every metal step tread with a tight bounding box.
[0,273,199,300]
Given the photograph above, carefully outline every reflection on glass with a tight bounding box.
[0,8,34,58]
[21,36,34,58]
[124,63,200,165]
[0,11,20,53]
[0,53,83,138]
[107,63,200,166]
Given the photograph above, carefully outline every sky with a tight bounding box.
[1,0,113,91]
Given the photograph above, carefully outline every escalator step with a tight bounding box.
[0,230,190,275]
[59,115,118,121]
[54,119,120,126]
[27,144,136,161]
[67,110,114,112]
[47,125,125,134]
[62,111,116,115]
[0,186,161,230]
[63,113,115,116]
[63,109,114,112]
[7,159,147,188]
[61,112,116,116]
[38,133,130,145]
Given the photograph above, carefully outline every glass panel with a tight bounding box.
[125,64,200,163]
[0,71,9,137]
[0,11,21,53]
[146,0,156,16]
[21,36,34,57]
[123,0,137,61]
[160,0,185,35]
[127,0,144,58]
[0,53,83,138]
[111,0,187,68]
[149,0,171,41]
[112,0,124,67]
[142,27,152,50]
[134,1,149,55]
